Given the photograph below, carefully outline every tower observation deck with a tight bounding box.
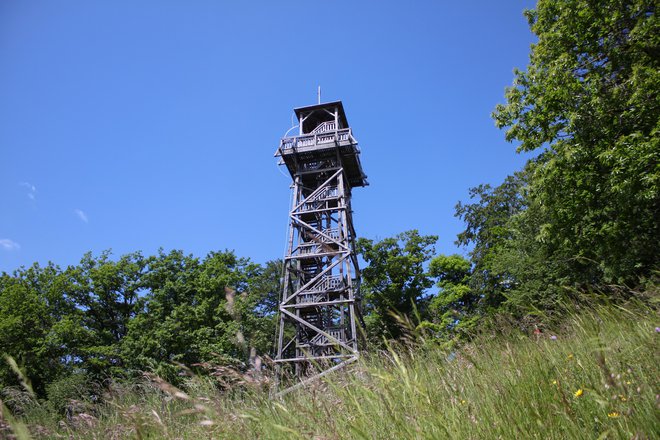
[275,101,367,390]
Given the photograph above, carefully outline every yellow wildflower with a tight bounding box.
[567,354,574,360]
[608,411,620,418]
[574,389,583,398]
[551,380,557,385]
[625,381,631,385]
[460,399,466,405]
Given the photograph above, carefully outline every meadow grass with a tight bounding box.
[6,303,659,439]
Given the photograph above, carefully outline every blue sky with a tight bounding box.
[1,0,537,273]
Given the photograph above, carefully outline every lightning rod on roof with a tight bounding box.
[317,86,321,104]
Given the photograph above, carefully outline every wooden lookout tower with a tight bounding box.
[275,101,367,390]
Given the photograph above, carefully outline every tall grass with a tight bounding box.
[10,304,660,439]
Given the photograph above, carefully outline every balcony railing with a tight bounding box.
[280,128,354,152]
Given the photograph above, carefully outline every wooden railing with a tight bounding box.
[280,128,354,151]
[307,186,338,203]
[310,328,345,345]
[299,292,325,304]
[301,186,339,211]
[310,274,343,292]
[318,228,340,242]
[297,275,345,306]
[311,121,336,134]
[298,243,321,255]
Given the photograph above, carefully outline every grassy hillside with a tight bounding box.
[3,302,658,439]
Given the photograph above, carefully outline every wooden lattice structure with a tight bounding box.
[274,101,368,392]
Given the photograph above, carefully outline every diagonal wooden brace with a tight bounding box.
[291,216,349,251]
[279,307,356,354]
[291,169,343,213]
[282,256,345,305]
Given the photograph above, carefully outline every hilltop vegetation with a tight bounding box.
[1,0,658,438]
[5,302,659,439]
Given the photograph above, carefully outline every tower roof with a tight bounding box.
[295,101,349,133]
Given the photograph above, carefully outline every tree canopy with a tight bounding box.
[493,0,659,286]
[357,230,438,339]
[0,250,280,402]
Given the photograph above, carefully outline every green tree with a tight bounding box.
[67,251,147,378]
[493,0,659,286]
[243,259,282,357]
[121,250,275,382]
[425,254,478,339]
[357,230,438,340]
[0,249,280,396]
[455,170,529,309]
[0,263,80,397]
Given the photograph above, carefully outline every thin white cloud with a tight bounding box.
[74,209,89,223]
[19,182,37,200]
[0,239,20,251]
